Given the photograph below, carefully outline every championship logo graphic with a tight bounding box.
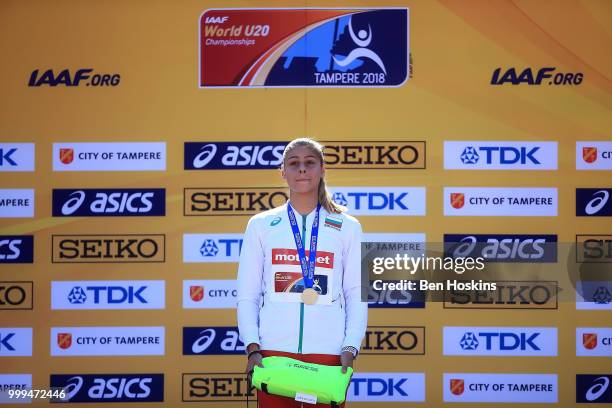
[200,8,409,87]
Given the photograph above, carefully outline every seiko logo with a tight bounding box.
[0,282,33,310]
[323,141,425,169]
[182,373,255,402]
[52,235,165,263]
[184,188,287,215]
[361,326,425,355]
[444,281,558,309]
[577,235,612,262]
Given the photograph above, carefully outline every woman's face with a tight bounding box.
[282,146,325,194]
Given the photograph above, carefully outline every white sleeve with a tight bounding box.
[237,216,264,347]
[341,220,368,350]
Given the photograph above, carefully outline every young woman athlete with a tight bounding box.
[237,138,368,407]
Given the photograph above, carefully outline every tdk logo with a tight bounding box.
[460,332,539,351]
[444,327,557,356]
[49,374,164,403]
[0,328,32,356]
[347,373,425,402]
[328,187,426,216]
[204,16,229,24]
[183,234,243,263]
[461,146,539,164]
[490,67,583,85]
[52,189,165,217]
[576,375,612,403]
[577,189,612,216]
[444,234,557,262]
[0,236,33,263]
[184,142,285,170]
[51,281,165,310]
[29,69,120,87]
[183,327,245,355]
[70,286,146,304]
[445,142,557,170]
[0,148,16,166]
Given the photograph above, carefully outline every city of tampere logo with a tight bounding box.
[58,333,72,349]
[59,148,74,164]
[450,193,465,209]
[450,379,465,396]
[583,333,598,350]
[583,147,597,163]
[190,286,204,302]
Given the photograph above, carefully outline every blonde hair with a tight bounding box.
[282,138,345,214]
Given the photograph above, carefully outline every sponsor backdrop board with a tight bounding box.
[0,1,611,406]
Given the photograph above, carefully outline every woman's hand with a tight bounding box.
[340,351,354,374]
[245,344,264,385]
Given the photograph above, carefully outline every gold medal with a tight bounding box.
[301,288,319,305]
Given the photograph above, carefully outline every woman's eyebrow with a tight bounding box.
[287,154,317,160]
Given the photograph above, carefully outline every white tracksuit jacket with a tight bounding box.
[237,203,368,355]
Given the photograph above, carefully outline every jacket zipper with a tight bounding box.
[297,214,306,354]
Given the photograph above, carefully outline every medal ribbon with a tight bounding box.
[287,202,320,290]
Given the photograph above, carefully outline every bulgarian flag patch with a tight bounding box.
[324,215,343,230]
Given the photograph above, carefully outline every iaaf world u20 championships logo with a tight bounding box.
[199,8,409,87]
